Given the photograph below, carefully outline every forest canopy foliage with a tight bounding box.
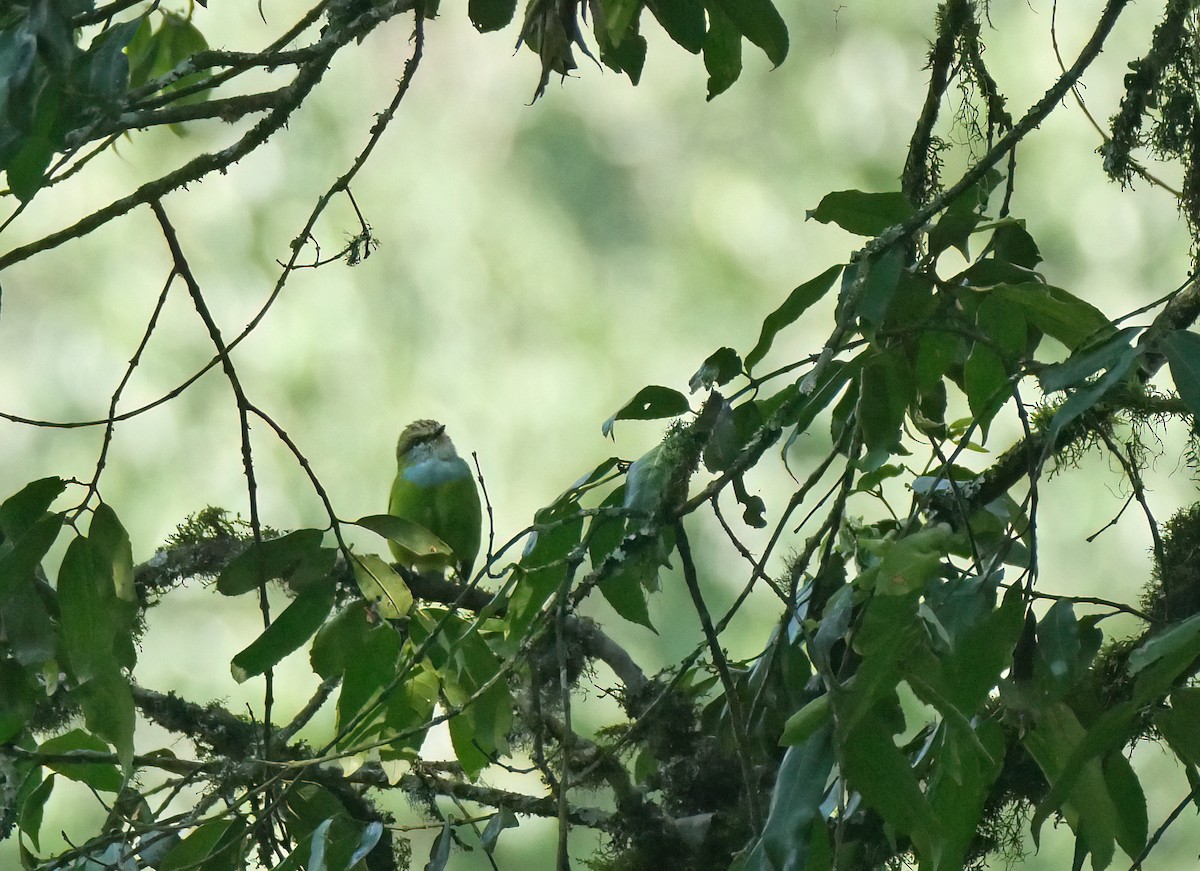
[3,1,1200,870]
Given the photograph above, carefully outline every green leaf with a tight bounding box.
[741,725,834,871]
[355,513,455,570]
[0,659,38,743]
[89,503,135,603]
[0,477,65,540]
[702,0,741,99]
[159,818,248,871]
[602,385,691,437]
[838,702,940,859]
[779,694,831,746]
[857,349,912,456]
[1128,612,1200,704]
[990,283,1113,352]
[714,0,788,66]
[468,0,518,31]
[785,353,861,437]
[598,550,657,630]
[600,28,647,85]
[603,0,642,45]
[17,770,54,851]
[1044,343,1140,448]
[230,587,335,683]
[991,217,1043,268]
[689,346,742,392]
[807,190,915,237]
[78,665,135,772]
[1154,687,1200,767]
[623,442,672,519]
[481,809,519,852]
[1,571,55,666]
[1161,329,1200,418]
[745,264,843,371]
[38,729,122,792]
[858,245,905,327]
[350,552,413,619]
[58,537,120,682]
[647,0,704,53]
[1039,328,1140,394]
[216,528,325,596]
[927,169,1001,257]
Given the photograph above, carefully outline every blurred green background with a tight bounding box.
[2,0,1197,867]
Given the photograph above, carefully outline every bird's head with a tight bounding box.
[396,419,455,464]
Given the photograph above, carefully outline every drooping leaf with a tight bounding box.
[38,729,122,792]
[689,346,742,392]
[1161,329,1200,418]
[745,264,843,371]
[480,809,519,853]
[714,0,788,66]
[858,245,906,328]
[857,349,913,456]
[702,0,741,99]
[77,665,135,772]
[807,190,915,237]
[1039,328,1141,394]
[990,283,1113,352]
[647,0,704,53]
[351,553,414,619]
[468,0,518,31]
[602,385,691,437]
[230,587,335,683]
[216,528,325,596]
[0,477,65,540]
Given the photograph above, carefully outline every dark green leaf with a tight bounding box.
[58,537,120,682]
[600,30,647,85]
[991,283,1113,352]
[0,477,65,540]
[426,818,452,871]
[1103,751,1147,858]
[1,572,55,666]
[838,703,940,858]
[230,587,335,683]
[714,0,787,66]
[745,264,843,371]
[38,729,122,792]
[741,725,834,870]
[690,346,742,392]
[602,385,691,437]
[991,217,1043,268]
[17,769,53,851]
[1128,612,1200,704]
[481,809,519,853]
[785,354,861,437]
[857,349,912,455]
[216,528,325,596]
[599,550,657,630]
[6,133,53,201]
[858,245,905,327]
[807,190,915,237]
[702,0,741,99]
[0,659,37,743]
[355,513,455,569]
[1161,329,1200,418]
[89,502,135,603]
[1154,687,1200,766]
[1044,343,1139,448]
[468,0,518,31]
[647,0,704,53]
[159,818,248,871]
[928,169,1001,257]
[78,665,135,771]
[351,553,413,619]
[79,18,139,100]
[1039,328,1140,393]
[602,0,642,45]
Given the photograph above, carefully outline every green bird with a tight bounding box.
[389,419,482,578]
